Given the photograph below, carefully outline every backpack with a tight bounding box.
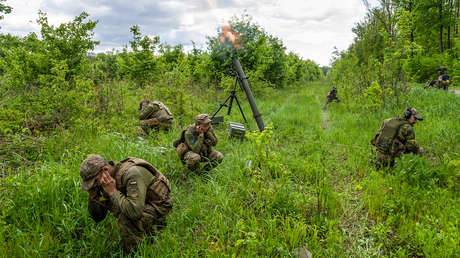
[153,101,173,122]
[371,118,409,154]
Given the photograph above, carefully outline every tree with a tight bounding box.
[0,0,12,25]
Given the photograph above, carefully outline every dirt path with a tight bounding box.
[321,109,329,130]
[452,89,460,95]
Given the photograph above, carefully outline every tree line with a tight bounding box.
[329,0,459,109]
[0,8,322,135]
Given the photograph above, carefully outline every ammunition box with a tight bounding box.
[211,115,224,125]
[227,122,246,137]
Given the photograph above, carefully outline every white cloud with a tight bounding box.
[0,0,371,66]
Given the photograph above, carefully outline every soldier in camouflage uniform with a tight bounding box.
[79,155,172,252]
[435,66,450,90]
[326,87,340,105]
[174,114,223,171]
[425,66,451,90]
[139,100,173,134]
[371,108,423,169]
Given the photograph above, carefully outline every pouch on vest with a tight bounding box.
[176,142,188,157]
[146,173,170,204]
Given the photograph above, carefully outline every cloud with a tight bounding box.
[0,0,369,66]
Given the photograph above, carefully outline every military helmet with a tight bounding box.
[139,99,151,110]
[80,155,107,191]
[404,107,423,121]
[195,113,212,124]
[436,66,447,72]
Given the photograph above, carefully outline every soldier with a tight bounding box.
[139,100,173,134]
[435,66,450,90]
[173,114,223,171]
[425,66,451,90]
[326,87,340,105]
[79,155,172,252]
[371,108,423,169]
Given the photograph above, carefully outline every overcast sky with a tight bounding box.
[0,0,378,66]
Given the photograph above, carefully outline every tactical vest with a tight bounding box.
[373,118,409,155]
[114,158,171,210]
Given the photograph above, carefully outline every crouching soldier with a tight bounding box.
[326,87,340,105]
[425,66,451,90]
[371,107,423,169]
[139,100,173,134]
[174,114,223,171]
[79,155,172,252]
[435,66,450,90]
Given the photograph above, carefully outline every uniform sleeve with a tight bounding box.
[185,129,204,153]
[139,103,159,120]
[109,167,147,220]
[398,124,419,154]
[205,128,218,146]
[88,192,109,222]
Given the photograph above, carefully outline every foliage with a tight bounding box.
[207,14,322,91]
[0,12,98,134]
[1,82,458,257]
[0,0,12,23]
[0,11,321,135]
[1,5,458,257]
[329,0,459,109]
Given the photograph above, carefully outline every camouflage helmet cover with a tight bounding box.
[436,66,447,71]
[195,113,212,124]
[80,155,107,191]
[405,107,423,121]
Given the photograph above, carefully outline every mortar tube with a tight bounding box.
[232,57,265,131]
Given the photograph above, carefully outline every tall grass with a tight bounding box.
[1,82,458,257]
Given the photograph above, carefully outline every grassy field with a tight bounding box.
[1,81,459,257]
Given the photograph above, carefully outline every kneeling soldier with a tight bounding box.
[326,87,340,105]
[174,114,223,171]
[371,107,423,169]
[139,100,173,134]
[80,155,172,252]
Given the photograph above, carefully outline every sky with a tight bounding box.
[0,0,378,66]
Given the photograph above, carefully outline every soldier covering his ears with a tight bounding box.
[79,155,172,252]
[174,114,224,171]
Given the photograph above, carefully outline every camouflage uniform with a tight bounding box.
[426,66,451,90]
[435,73,450,90]
[371,109,422,169]
[80,156,172,252]
[326,87,340,104]
[175,114,223,171]
[139,100,173,134]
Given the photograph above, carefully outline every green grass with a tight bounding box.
[1,81,459,257]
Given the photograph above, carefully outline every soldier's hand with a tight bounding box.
[196,125,204,136]
[100,170,116,196]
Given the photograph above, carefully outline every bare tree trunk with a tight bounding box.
[409,0,414,56]
[455,0,460,37]
[448,25,451,49]
[447,0,454,49]
[440,1,444,53]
